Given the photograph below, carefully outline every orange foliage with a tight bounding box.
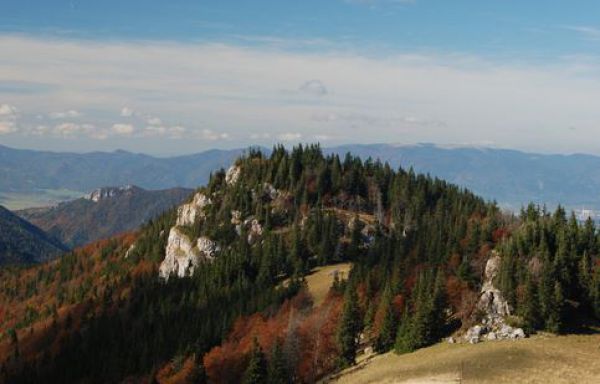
[203,289,343,384]
[156,355,199,384]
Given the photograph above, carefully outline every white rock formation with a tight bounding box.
[263,183,279,200]
[124,243,136,259]
[463,252,526,343]
[225,165,241,185]
[247,219,263,244]
[86,185,135,202]
[176,192,211,227]
[477,253,511,318]
[159,228,220,280]
[197,236,220,260]
[231,210,242,225]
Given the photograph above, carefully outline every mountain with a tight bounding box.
[0,205,67,265]
[0,144,242,208]
[5,143,600,211]
[1,146,597,384]
[17,185,193,248]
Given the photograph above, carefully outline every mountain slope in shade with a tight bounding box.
[17,185,193,248]
[0,205,67,265]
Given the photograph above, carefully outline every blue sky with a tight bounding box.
[1,1,600,155]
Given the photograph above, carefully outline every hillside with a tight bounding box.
[0,145,598,384]
[0,206,67,265]
[17,185,192,248]
[333,334,600,384]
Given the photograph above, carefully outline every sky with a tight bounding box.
[1,0,600,155]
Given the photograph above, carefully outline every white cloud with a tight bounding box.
[49,109,81,119]
[0,104,17,116]
[111,123,135,135]
[250,132,272,139]
[299,79,328,96]
[54,122,95,136]
[120,106,134,117]
[564,25,600,41]
[2,36,600,153]
[147,116,162,125]
[0,121,16,134]
[278,132,302,141]
[200,129,229,141]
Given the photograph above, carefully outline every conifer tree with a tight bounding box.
[244,337,268,384]
[374,286,396,352]
[336,284,362,367]
[266,340,289,384]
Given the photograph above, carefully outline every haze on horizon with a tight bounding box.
[1,0,600,156]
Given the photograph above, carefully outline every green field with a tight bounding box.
[0,189,85,210]
[330,333,600,384]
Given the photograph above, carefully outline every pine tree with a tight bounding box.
[244,337,268,384]
[336,285,362,367]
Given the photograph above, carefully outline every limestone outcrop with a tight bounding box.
[463,252,526,344]
[159,227,220,280]
[176,192,211,227]
[225,165,241,185]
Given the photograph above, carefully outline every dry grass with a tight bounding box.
[331,333,600,384]
[304,263,352,307]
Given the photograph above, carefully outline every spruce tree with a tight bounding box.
[268,340,289,384]
[336,284,362,367]
[374,286,396,352]
[244,337,268,384]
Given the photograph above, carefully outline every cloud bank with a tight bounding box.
[1,35,600,154]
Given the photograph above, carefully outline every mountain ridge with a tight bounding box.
[16,185,193,248]
[4,143,600,211]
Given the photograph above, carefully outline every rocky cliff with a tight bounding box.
[159,191,220,280]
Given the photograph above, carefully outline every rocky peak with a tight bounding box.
[86,185,138,202]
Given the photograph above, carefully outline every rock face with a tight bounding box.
[159,190,220,280]
[176,192,211,227]
[477,253,511,318]
[247,218,263,244]
[463,252,526,344]
[225,165,241,185]
[159,228,220,280]
[86,185,136,202]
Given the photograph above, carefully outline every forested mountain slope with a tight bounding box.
[17,185,192,248]
[0,206,67,265]
[0,145,598,384]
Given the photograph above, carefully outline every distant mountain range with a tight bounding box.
[17,185,192,248]
[0,205,67,265]
[2,143,600,210]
